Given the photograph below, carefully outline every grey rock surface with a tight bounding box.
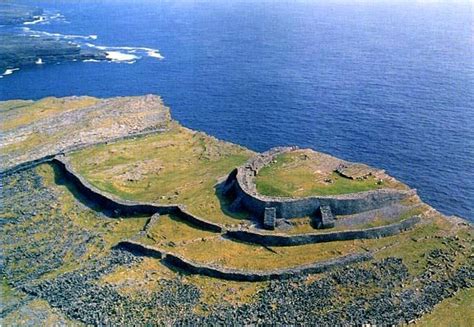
[1,95,171,171]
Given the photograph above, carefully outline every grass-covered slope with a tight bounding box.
[68,122,254,226]
[1,95,472,325]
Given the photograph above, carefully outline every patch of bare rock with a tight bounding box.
[0,95,171,171]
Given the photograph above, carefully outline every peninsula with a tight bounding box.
[1,96,472,325]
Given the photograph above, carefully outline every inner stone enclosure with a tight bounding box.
[223,147,416,231]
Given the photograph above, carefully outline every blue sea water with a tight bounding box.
[1,0,473,221]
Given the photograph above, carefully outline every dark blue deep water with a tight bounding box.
[2,1,473,220]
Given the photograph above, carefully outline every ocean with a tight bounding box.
[1,0,473,221]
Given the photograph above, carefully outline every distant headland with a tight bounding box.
[0,3,107,75]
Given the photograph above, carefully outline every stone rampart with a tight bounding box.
[40,156,422,246]
[52,156,223,233]
[0,154,57,177]
[116,240,372,282]
[226,215,421,246]
[227,147,415,219]
[6,154,420,248]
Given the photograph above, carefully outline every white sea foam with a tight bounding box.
[2,68,20,77]
[22,28,98,41]
[24,16,46,25]
[95,45,164,60]
[23,12,67,26]
[83,43,164,62]
[50,13,66,21]
[105,51,139,63]
[146,50,164,59]
[21,24,164,66]
[83,59,101,63]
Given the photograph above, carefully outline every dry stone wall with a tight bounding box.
[226,147,415,219]
[2,153,420,253]
[52,156,223,232]
[51,155,420,246]
[116,240,372,282]
[227,215,421,246]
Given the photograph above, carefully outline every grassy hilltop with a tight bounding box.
[0,96,472,326]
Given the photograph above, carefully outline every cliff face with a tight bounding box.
[1,95,472,326]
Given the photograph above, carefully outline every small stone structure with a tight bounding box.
[223,147,415,229]
[315,205,335,229]
[335,163,382,180]
[264,207,276,230]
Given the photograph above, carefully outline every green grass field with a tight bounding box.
[69,123,254,226]
[256,151,404,197]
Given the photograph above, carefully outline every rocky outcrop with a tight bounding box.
[0,34,107,72]
[1,95,171,172]
[0,3,108,71]
[0,3,43,26]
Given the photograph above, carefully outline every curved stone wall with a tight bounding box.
[227,147,415,219]
[49,155,420,247]
[52,156,223,233]
[5,154,421,249]
[226,215,421,246]
[116,240,372,282]
[0,154,57,177]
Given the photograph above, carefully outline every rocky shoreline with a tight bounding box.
[0,3,108,73]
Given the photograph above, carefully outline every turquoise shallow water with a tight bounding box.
[1,0,473,220]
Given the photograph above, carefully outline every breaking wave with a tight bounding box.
[23,16,46,25]
[22,27,97,41]
[85,44,165,63]
[23,12,67,25]
[21,28,164,64]
[104,51,138,63]
[0,68,20,78]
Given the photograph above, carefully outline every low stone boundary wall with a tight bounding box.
[226,215,421,246]
[52,156,223,233]
[228,147,415,219]
[116,240,372,282]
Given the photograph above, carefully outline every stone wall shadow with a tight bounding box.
[50,161,117,218]
[214,181,252,222]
